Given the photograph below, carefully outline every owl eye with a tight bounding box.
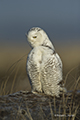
[33,36,37,38]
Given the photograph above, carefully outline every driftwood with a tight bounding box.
[0,91,80,120]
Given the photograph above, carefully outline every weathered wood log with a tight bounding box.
[0,91,80,120]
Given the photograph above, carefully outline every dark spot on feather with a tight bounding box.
[39,60,42,64]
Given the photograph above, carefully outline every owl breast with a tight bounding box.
[27,46,44,93]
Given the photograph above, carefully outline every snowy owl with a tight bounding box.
[26,27,65,97]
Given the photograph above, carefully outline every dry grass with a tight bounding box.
[0,45,80,119]
[0,45,80,95]
[13,81,80,120]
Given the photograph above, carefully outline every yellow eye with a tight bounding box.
[33,36,37,38]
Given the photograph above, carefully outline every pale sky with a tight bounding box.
[0,0,80,46]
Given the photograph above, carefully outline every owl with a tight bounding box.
[26,27,65,97]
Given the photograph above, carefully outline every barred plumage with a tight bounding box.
[26,27,65,97]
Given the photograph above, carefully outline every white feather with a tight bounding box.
[26,27,66,97]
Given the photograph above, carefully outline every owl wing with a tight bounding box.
[41,52,63,96]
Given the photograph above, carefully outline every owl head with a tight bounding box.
[26,27,54,49]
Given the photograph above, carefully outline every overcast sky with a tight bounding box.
[0,0,80,46]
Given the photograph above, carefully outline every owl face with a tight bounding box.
[26,27,54,50]
[27,27,47,48]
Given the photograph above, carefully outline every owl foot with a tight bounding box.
[32,91,43,96]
